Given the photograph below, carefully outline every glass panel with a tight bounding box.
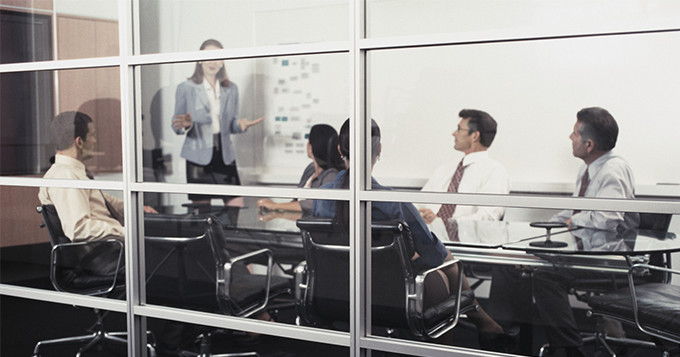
[140,53,349,190]
[366,0,680,39]
[1,67,122,177]
[1,296,127,356]
[366,201,679,355]
[0,2,119,63]
[367,32,680,199]
[147,317,349,356]
[143,194,303,324]
[0,185,50,288]
[0,185,126,290]
[138,0,349,54]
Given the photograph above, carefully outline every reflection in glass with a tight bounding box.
[0,3,118,64]
[138,0,348,54]
[142,194,299,329]
[1,67,122,177]
[0,185,126,289]
[1,296,127,356]
[146,317,349,356]
[140,53,349,189]
[0,185,49,287]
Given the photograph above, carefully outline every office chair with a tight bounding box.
[32,204,156,357]
[587,263,680,356]
[539,213,675,357]
[295,218,477,340]
[145,213,292,356]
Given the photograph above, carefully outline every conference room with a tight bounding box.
[1,1,679,356]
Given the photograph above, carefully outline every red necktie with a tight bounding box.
[573,168,589,215]
[437,160,465,240]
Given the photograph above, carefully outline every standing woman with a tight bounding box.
[172,39,263,205]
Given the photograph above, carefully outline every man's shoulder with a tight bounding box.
[600,153,633,173]
[43,163,81,180]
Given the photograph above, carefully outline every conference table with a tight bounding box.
[159,199,680,271]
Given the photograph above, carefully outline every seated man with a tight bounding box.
[39,111,156,272]
[535,107,638,357]
[418,109,509,242]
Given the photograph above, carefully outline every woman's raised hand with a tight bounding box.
[238,116,264,131]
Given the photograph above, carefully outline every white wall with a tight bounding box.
[138,1,680,200]
[369,31,680,195]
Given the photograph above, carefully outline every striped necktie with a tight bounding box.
[573,168,589,215]
[437,160,465,240]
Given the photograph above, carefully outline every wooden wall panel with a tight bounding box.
[0,0,52,11]
[57,15,121,173]
[0,184,46,246]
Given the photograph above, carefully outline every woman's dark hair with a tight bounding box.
[309,124,344,170]
[189,39,230,87]
[335,118,381,227]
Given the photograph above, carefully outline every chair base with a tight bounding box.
[173,332,260,357]
[33,330,156,357]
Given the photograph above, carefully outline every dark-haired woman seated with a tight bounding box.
[257,123,345,220]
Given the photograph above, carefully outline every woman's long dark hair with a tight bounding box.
[309,124,345,171]
[334,118,381,227]
[189,39,230,87]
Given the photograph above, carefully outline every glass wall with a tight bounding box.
[1,1,679,356]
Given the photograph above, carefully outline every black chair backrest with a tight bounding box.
[38,204,71,246]
[296,218,415,328]
[144,213,231,311]
[638,213,672,232]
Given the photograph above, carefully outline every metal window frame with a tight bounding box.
[1,1,680,356]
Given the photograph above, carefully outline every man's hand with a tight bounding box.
[257,198,277,211]
[238,116,264,131]
[172,113,192,131]
[418,207,436,224]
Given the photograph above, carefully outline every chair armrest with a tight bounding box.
[411,258,466,339]
[51,239,124,296]
[293,261,309,325]
[627,263,680,342]
[220,248,274,318]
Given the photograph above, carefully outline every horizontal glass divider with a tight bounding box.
[129,182,350,200]
[0,56,122,73]
[129,41,351,66]
[0,176,124,190]
[0,3,54,14]
[359,190,680,214]
[135,304,350,347]
[361,335,485,357]
[0,284,127,313]
[359,27,680,51]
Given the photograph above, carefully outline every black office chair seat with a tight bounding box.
[589,283,680,334]
[424,289,475,324]
[229,274,291,307]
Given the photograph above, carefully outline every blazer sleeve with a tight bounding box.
[173,82,192,134]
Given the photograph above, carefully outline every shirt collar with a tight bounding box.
[203,79,220,96]
[462,150,489,167]
[586,150,615,180]
[54,154,87,173]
